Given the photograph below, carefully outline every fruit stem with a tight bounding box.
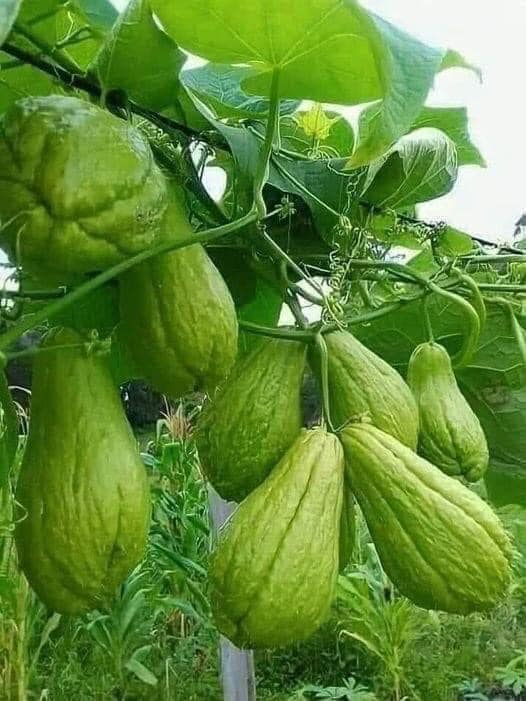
[428,282,480,368]
[490,297,526,368]
[253,68,281,218]
[453,267,487,329]
[259,227,326,299]
[422,297,434,342]
[238,320,315,342]
[315,332,334,432]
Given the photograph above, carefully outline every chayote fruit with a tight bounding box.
[407,341,488,481]
[0,95,167,278]
[119,184,238,399]
[341,423,512,613]
[196,337,306,502]
[15,328,150,614]
[310,330,419,448]
[210,428,343,648]
[0,372,18,490]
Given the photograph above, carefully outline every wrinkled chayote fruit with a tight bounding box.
[210,428,343,649]
[119,184,238,398]
[0,95,167,278]
[196,337,306,502]
[341,422,512,614]
[407,341,488,481]
[15,328,150,614]
[309,330,419,448]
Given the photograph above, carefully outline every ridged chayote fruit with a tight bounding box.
[310,330,419,448]
[196,337,306,502]
[210,428,343,648]
[407,341,488,481]
[341,423,512,613]
[15,328,150,614]
[0,95,167,278]
[119,185,238,398]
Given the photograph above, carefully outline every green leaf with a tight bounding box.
[73,0,118,31]
[90,0,184,111]
[359,103,485,169]
[181,62,299,118]
[0,0,106,113]
[0,0,21,47]
[151,0,468,163]
[411,106,485,167]
[53,283,119,338]
[435,226,475,257]
[364,211,427,251]
[125,658,158,686]
[361,128,458,208]
[212,119,355,237]
[238,278,283,354]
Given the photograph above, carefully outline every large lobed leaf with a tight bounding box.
[151,0,475,164]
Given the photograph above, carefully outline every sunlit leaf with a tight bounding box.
[362,128,458,209]
[151,0,472,163]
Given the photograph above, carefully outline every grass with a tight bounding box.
[2,407,526,700]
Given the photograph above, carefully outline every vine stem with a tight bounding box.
[1,287,67,301]
[239,320,314,342]
[0,210,262,353]
[285,291,309,329]
[462,254,526,265]
[477,283,526,293]
[253,68,281,218]
[490,297,526,368]
[452,267,486,328]
[428,282,480,368]
[345,259,431,287]
[259,229,326,298]
[4,341,108,363]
